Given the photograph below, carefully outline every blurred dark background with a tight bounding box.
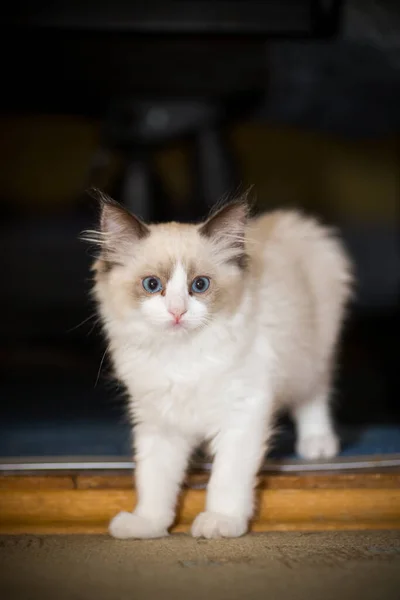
[0,0,399,459]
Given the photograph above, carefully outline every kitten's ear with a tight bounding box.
[199,199,249,268]
[84,189,149,262]
[98,192,149,241]
[200,200,248,241]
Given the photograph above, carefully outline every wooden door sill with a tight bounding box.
[1,468,399,534]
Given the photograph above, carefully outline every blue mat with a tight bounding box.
[1,420,399,459]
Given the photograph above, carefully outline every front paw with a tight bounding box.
[109,511,169,539]
[296,432,339,460]
[191,511,248,539]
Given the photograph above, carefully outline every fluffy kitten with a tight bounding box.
[87,192,352,539]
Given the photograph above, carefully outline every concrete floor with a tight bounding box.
[1,531,400,600]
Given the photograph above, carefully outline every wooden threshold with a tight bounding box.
[0,469,399,534]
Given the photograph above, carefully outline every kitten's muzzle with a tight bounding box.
[168,308,187,325]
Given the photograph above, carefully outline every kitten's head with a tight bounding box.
[86,192,249,338]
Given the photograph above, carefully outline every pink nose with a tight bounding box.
[168,309,187,323]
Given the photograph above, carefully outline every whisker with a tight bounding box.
[95,343,111,387]
[86,317,101,337]
[67,313,98,333]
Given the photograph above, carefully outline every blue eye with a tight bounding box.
[142,276,163,294]
[191,276,210,294]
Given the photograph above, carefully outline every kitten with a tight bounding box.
[87,192,353,539]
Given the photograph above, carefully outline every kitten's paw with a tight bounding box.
[191,511,248,539]
[296,432,339,460]
[109,511,168,540]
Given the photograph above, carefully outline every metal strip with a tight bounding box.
[1,455,400,473]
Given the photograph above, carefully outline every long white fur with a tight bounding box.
[92,204,353,540]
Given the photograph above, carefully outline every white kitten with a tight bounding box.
[87,192,353,539]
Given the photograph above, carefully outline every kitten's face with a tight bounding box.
[89,195,248,338]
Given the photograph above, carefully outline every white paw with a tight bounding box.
[296,432,339,460]
[108,511,168,540]
[191,511,248,539]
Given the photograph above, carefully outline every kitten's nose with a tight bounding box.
[168,308,187,323]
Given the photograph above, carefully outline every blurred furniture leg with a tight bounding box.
[192,126,237,218]
[120,154,152,221]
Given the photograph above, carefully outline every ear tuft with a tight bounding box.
[96,190,149,241]
[199,197,250,269]
[199,200,248,240]
[82,189,149,263]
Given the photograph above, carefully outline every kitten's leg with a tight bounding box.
[109,424,192,539]
[191,401,271,539]
[293,389,339,460]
